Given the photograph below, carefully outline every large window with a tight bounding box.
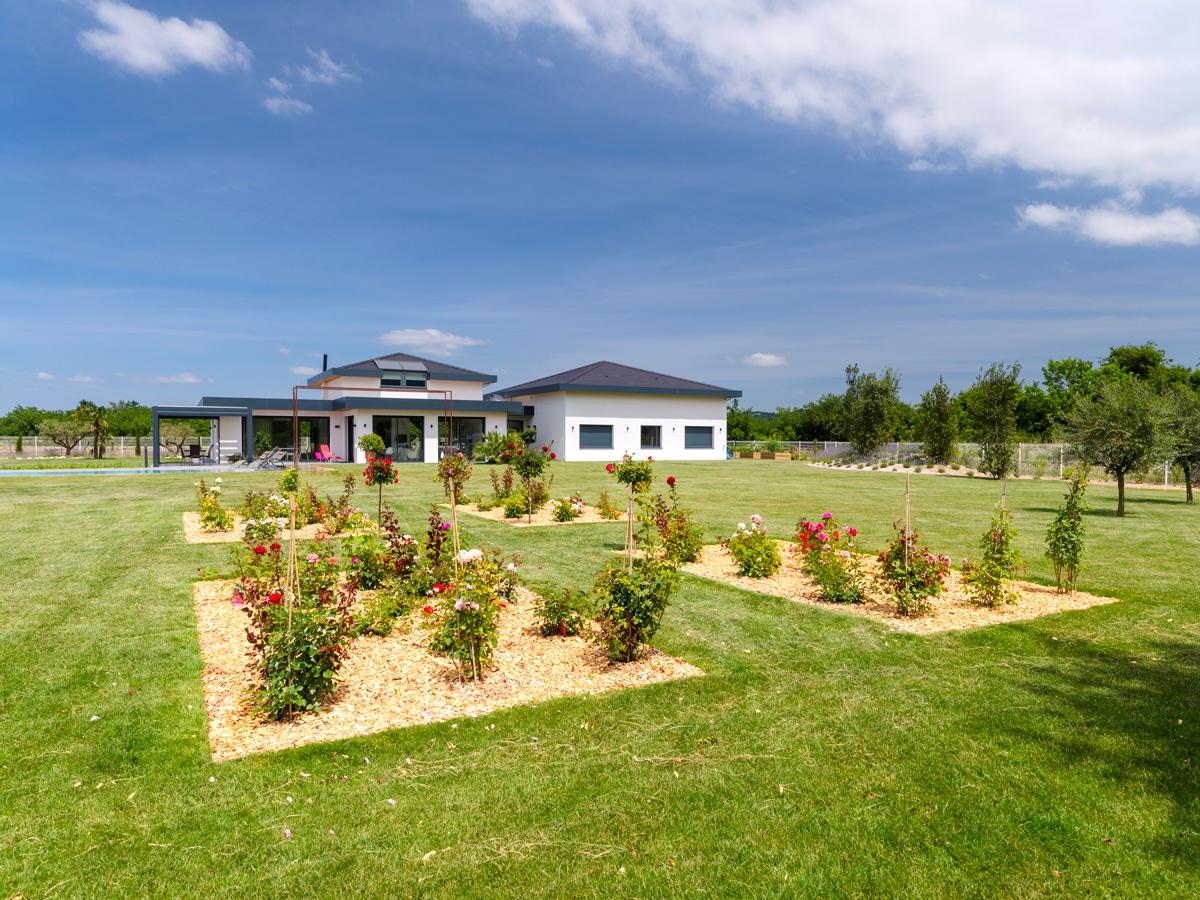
[684,426,714,449]
[253,416,330,460]
[381,373,427,389]
[438,417,486,457]
[579,424,613,449]
[640,425,661,449]
[372,415,425,462]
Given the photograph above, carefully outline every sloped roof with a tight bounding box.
[489,361,740,399]
[309,352,497,385]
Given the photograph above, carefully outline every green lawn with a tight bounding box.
[0,462,1196,898]
[0,456,151,470]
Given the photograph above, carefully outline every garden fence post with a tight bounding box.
[1018,445,1022,476]
[1059,445,1063,478]
[1165,461,1170,487]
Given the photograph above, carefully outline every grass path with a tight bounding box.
[0,462,1196,898]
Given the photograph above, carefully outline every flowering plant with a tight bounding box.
[637,476,704,565]
[726,515,781,577]
[508,442,555,522]
[363,455,398,521]
[875,523,951,615]
[243,517,282,547]
[436,452,473,503]
[426,548,515,679]
[592,556,680,662]
[550,495,585,522]
[794,512,865,603]
[195,477,234,532]
[606,453,654,492]
[595,490,623,520]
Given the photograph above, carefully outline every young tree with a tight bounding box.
[1045,465,1089,592]
[74,400,110,459]
[37,416,86,457]
[843,364,900,457]
[159,422,195,458]
[1066,378,1166,517]
[1166,388,1200,504]
[917,376,957,463]
[962,362,1022,478]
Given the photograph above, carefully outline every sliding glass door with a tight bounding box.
[372,415,425,462]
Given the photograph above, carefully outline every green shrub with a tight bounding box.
[727,516,781,577]
[592,557,680,662]
[596,491,623,520]
[242,518,281,547]
[794,512,865,603]
[637,477,704,565]
[875,524,951,616]
[1045,466,1089,593]
[357,432,385,456]
[427,555,506,680]
[962,505,1023,607]
[342,532,390,590]
[488,465,515,501]
[550,495,585,522]
[533,587,591,636]
[354,588,414,638]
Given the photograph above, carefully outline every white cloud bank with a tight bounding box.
[1019,203,1200,246]
[293,49,358,85]
[36,372,56,380]
[380,329,486,355]
[263,96,313,116]
[745,352,787,367]
[78,1,251,77]
[291,366,321,376]
[149,373,202,384]
[467,0,1200,246]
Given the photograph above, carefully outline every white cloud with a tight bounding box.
[263,96,313,116]
[291,366,321,376]
[745,352,787,367]
[466,1,1200,195]
[266,76,291,93]
[535,57,554,68]
[380,329,486,355]
[71,375,98,383]
[908,160,957,173]
[149,372,202,383]
[78,1,251,77]
[293,48,357,85]
[36,372,56,380]
[1019,203,1200,246]
[278,346,290,354]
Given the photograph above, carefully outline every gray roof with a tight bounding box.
[309,352,497,385]
[489,361,741,399]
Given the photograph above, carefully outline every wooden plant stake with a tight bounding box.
[904,474,911,573]
[627,481,635,575]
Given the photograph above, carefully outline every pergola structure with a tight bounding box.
[150,405,252,467]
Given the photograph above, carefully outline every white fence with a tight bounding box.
[727,440,1187,484]
[0,436,211,459]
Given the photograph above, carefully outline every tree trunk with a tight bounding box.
[1116,470,1126,517]
[1185,463,1193,504]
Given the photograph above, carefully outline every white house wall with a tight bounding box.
[515,391,727,461]
[216,416,243,461]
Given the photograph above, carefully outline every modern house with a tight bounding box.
[489,361,739,461]
[151,355,739,465]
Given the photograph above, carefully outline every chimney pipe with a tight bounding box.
[322,353,328,372]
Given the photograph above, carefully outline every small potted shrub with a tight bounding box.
[357,432,385,463]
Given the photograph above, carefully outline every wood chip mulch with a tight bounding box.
[453,502,624,528]
[683,544,1119,634]
[193,581,703,762]
[182,511,329,544]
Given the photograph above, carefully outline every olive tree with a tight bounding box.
[1166,388,1200,504]
[37,416,86,457]
[917,376,958,463]
[843,364,900,457]
[1066,378,1166,517]
[963,362,1022,478]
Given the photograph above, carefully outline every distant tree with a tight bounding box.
[1042,357,1097,425]
[1066,378,1166,517]
[74,400,110,459]
[106,401,152,437]
[727,400,764,442]
[962,362,1022,478]
[843,364,901,457]
[917,377,958,463]
[894,401,918,441]
[1166,388,1200,504]
[159,422,195,458]
[775,394,847,442]
[1015,383,1054,440]
[1100,341,1193,392]
[37,416,86,457]
[0,405,55,436]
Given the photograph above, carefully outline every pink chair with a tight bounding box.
[319,444,344,462]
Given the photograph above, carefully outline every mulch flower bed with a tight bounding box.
[452,503,622,528]
[684,544,1119,634]
[182,512,333,544]
[193,581,702,761]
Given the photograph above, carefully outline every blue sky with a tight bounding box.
[2,0,1199,413]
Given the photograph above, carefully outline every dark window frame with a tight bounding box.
[579,424,614,450]
[684,425,714,449]
[640,424,661,449]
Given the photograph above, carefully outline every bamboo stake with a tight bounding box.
[904,474,911,573]
[627,482,635,575]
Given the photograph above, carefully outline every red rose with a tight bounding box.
[541,445,548,452]
[606,464,615,473]
[666,476,675,486]
[268,591,282,604]
[253,545,267,555]
[507,442,515,450]
[270,542,281,551]
[549,452,555,459]
[422,605,434,615]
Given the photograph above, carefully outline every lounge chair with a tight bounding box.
[318,444,343,462]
